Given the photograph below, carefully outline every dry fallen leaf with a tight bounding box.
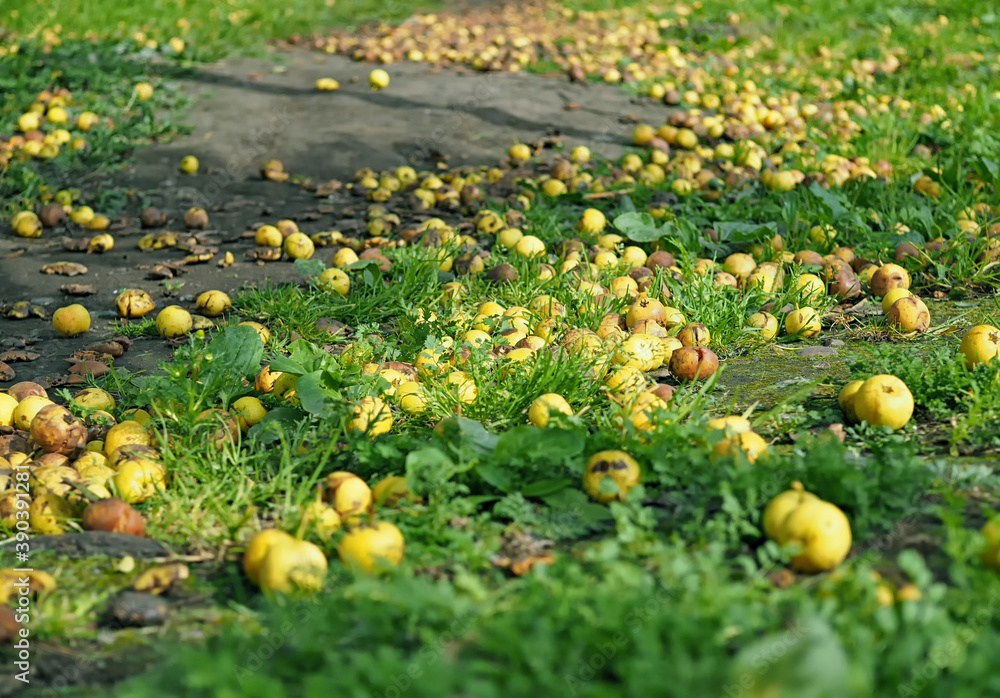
[509,554,555,576]
[147,263,185,279]
[72,350,113,362]
[133,563,190,595]
[0,351,40,363]
[137,231,178,251]
[84,342,124,358]
[317,317,350,336]
[216,199,266,212]
[767,569,797,589]
[0,362,14,382]
[61,238,90,252]
[315,181,343,197]
[4,302,48,320]
[184,252,215,264]
[42,262,88,276]
[263,167,290,183]
[61,284,97,296]
[65,359,111,376]
[250,247,282,262]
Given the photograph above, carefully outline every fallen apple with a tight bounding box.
[52,304,91,337]
[853,374,913,430]
[337,521,405,572]
[582,450,641,503]
[887,296,930,332]
[668,346,719,382]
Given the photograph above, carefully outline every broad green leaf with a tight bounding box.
[296,370,337,419]
[205,325,264,378]
[247,407,303,443]
[405,447,457,496]
[295,258,326,280]
[476,462,513,493]
[613,212,662,242]
[977,156,998,184]
[493,426,585,466]
[521,478,573,497]
[808,181,846,219]
[268,356,308,375]
[716,222,778,242]
[452,417,500,455]
[728,617,849,698]
[270,340,331,375]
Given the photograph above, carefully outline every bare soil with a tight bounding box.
[0,50,667,390]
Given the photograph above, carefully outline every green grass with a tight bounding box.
[4,0,1000,695]
[3,0,443,59]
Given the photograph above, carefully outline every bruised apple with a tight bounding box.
[887,296,930,332]
[669,346,719,381]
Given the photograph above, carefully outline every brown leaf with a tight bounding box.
[249,247,282,262]
[216,199,265,212]
[61,284,97,296]
[147,264,177,279]
[183,252,215,264]
[72,350,113,362]
[767,569,796,589]
[828,423,847,441]
[316,317,350,336]
[263,168,289,183]
[509,554,555,576]
[66,359,110,376]
[41,262,89,276]
[137,231,178,251]
[315,181,343,197]
[0,363,14,382]
[61,238,90,252]
[5,249,26,259]
[4,302,47,320]
[84,342,124,357]
[0,351,40,363]
[111,336,134,350]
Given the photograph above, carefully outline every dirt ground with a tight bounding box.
[0,49,670,391]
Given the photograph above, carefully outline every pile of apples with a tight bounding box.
[244,472,413,594]
[0,383,157,537]
[763,481,852,573]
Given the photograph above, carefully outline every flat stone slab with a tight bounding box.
[29,532,169,559]
[797,346,839,358]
